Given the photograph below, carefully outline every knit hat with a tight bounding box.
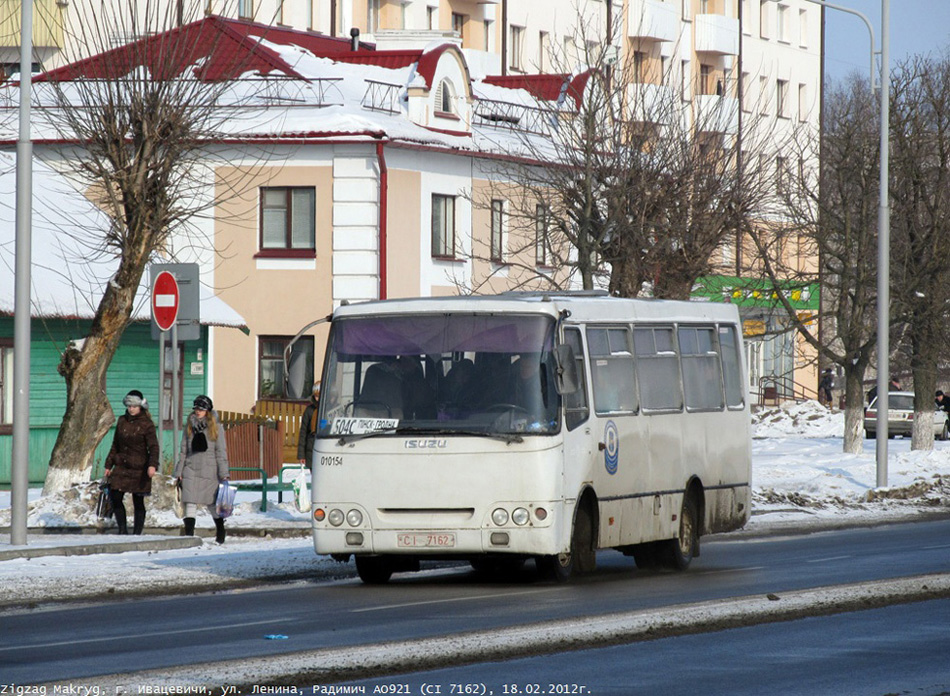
[193,394,213,411]
[123,390,147,409]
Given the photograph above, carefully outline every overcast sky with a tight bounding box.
[823,0,950,84]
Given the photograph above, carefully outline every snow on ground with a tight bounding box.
[0,400,948,606]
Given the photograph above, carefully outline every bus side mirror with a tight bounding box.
[554,344,579,395]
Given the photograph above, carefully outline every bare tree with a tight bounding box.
[466,18,786,302]
[750,74,880,453]
[889,54,950,449]
[4,3,275,493]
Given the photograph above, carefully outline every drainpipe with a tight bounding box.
[376,140,389,300]
[350,27,360,51]
[501,0,508,76]
[330,0,336,37]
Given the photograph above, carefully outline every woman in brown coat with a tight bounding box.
[104,390,159,534]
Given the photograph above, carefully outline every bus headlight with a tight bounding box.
[327,509,345,527]
[346,509,363,527]
[512,507,530,526]
[491,508,509,526]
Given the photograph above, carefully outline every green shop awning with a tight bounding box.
[693,275,820,311]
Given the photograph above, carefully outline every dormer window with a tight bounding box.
[435,79,456,116]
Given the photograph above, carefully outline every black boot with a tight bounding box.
[214,517,226,545]
[116,519,128,535]
[183,517,196,536]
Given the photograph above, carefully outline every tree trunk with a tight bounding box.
[43,267,143,495]
[842,366,867,454]
[910,359,937,452]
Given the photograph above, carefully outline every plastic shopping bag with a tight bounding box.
[95,479,113,519]
[174,480,185,519]
[293,464,311,514]
[216,481,236,519]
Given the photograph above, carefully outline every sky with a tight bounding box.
[823,0,950,83]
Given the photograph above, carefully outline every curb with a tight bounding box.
[37,572,950,690]
[0,536,203,561]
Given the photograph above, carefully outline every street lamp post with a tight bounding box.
[766,0,890,485]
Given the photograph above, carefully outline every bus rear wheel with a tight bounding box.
[661,495,699,571]
[355,556,394,584]
[536,503,595,581]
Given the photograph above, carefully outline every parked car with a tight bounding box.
[864,391,948,440]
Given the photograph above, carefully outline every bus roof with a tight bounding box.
[331,292,741,325]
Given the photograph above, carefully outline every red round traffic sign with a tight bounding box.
[152,271,180,332]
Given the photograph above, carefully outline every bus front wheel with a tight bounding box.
[536,503,595,581]
[355,556,394,584]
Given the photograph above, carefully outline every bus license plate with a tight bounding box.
[397,533,456,548]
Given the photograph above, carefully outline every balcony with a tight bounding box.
[628,0,680,43]
[694,13,739,56]
[0,0,65,50]
[695,94,738,134]
[627,82,676,125]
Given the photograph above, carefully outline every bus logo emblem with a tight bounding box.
[604,420,619,475]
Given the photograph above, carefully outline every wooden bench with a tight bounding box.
[228,465,307,513]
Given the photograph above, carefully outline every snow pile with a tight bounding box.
[752,400,844,438]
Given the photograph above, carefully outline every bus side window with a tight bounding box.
[679,326,724,411]
[562,327,590,430]
[633,327,684,412]
[587,326,638,416]
[718,325,745,408]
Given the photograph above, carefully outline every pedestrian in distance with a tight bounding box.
[104,390,159,535]
[297,383,321,466]
[174,395,230,543]
[818,368,835,408]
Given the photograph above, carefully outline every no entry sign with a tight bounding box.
[152,271,180,332]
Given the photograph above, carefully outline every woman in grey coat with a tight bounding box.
[174,394,230,543]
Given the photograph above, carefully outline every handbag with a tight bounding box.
[293,464,311,514]
[95,479,113,519]
[215,481,236,519]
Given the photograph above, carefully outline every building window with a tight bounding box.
[759,75,769,115]
[700,64,712,95]
[776,156,789,195]
[435,79,456,115]
[538,32,549,73]
[307,0,314,29]
[259,336,314,400]
[491,199,505,262]
[452,12,466,42]
[427,5,437,30]
[682,0,691,21]
[368,0,380,32]
[777,4,789,42]
[741,72,751,112]
[633,51,646,84]
[510,26,524,71]
[277,0,285,24]
[432,194,456,258]
[484,20,493,51]
[777,79,789,118]
[261,187,316,252]
[535,204,551,266]
[0,340,12,430]
[238,0,253,19]
[799,8,808,47]
[759,0,769,39]
[681,60,691,101]
[798,82,808,121]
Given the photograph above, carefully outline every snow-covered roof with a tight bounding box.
[0,153,246,328]
[0,16,579,160]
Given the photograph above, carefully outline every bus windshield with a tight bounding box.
[317,313,559,437]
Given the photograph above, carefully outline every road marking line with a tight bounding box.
[922,544,950,550]
[700,566,766,575]
[0,617,288,653]
[352,588,564,613]
[806,555,853,563]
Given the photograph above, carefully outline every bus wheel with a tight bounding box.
[536,503,595,581]
[355,556,393,584]
[662,496,699,571]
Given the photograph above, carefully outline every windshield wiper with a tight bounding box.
[397,425,525,445]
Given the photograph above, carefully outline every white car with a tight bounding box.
[864,391,948,440]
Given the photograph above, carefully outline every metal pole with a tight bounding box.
[875,0,890,488]
[172,321,179,470]
[10,0,34,546]
[157,330,165,471]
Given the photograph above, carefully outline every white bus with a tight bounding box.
[307,292,751,583]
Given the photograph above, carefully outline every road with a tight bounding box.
[2,519,949,686]
[341,598,950,696]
